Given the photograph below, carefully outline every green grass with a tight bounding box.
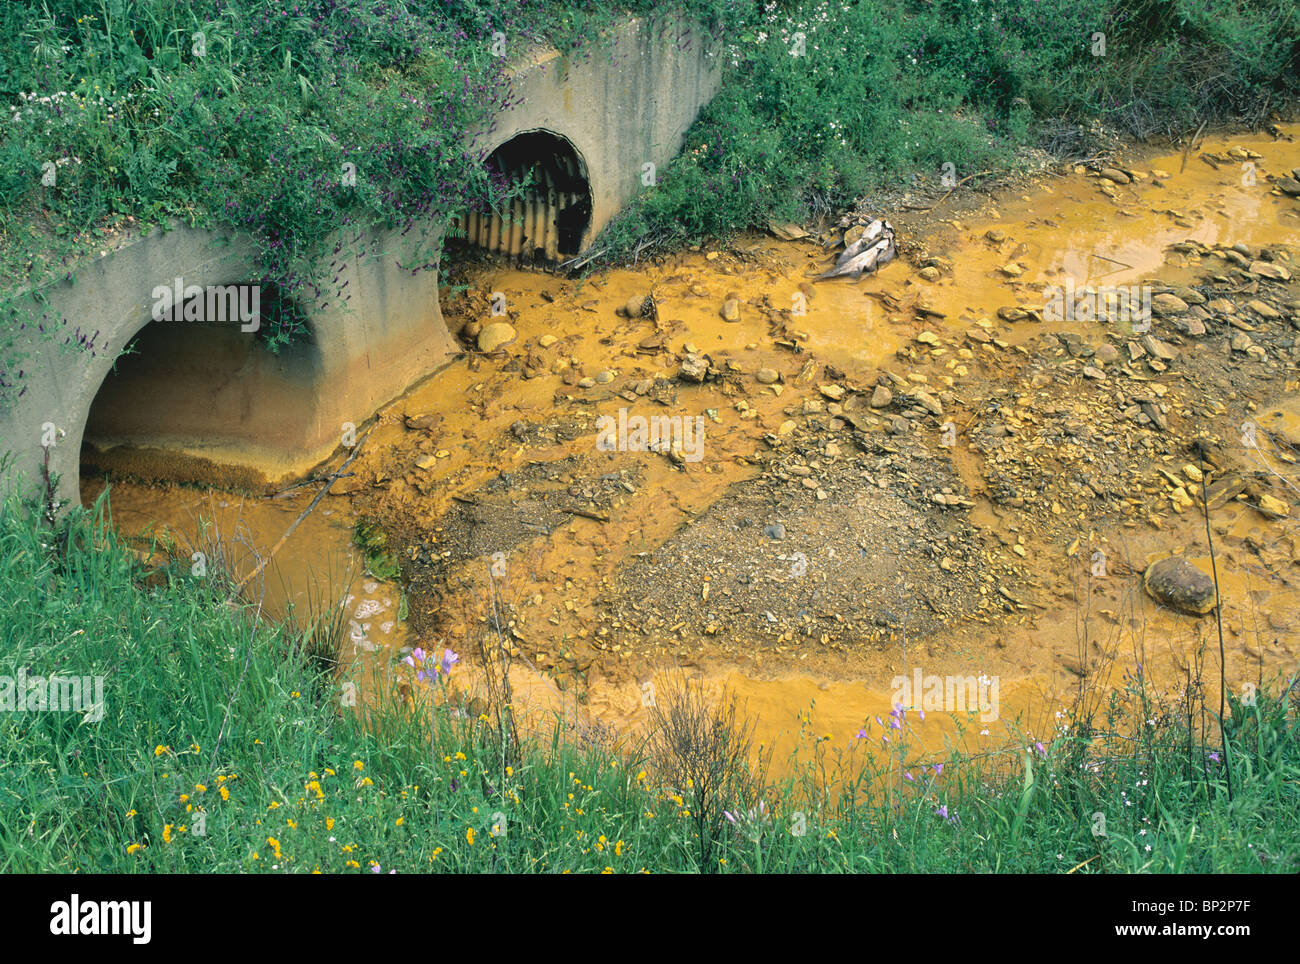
[591,0,1300,261]
[2,490,1296,872]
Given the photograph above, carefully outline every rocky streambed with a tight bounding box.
[88,125,1300,762]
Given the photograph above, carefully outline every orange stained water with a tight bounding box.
[85,125,1300,779]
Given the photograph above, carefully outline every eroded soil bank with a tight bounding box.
[85,126,1300,772]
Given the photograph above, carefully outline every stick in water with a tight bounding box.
[229,427,373,600]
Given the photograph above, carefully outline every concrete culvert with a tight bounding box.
[79,282,325,493]
[454,130,592,262]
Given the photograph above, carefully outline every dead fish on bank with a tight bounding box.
[813,219,896,281]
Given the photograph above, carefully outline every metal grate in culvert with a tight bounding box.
[453,131,592,262]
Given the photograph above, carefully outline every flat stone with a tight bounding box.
[1255,493,1290,519]
[1141,334,1177,361]
[1246,300,1281,320]
[870,385,893,408]
[912,390,943,416]
[1151,293,1188,315]
[720,298,741,322]
[755,368,780,385]
[1249,261,1290,281]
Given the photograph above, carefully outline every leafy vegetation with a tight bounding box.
[2,492,1295,873]
[594,0,1299,259]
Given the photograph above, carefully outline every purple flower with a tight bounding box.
[855,728,868,739]
[932,763,944,776]
[1208,751,1221,763]
[440,648,460,675]
[1035,741,1047,757]
[904,771,914,782]
[918,709,925,721]
[935,805,949,820]
[402,646,425,668]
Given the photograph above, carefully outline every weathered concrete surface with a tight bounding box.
[3,219,457,504]
[0,16,720,508]
[476,17,721,249]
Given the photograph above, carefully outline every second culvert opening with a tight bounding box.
[455,131,592,262]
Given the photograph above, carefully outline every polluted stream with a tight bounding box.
[85,127,1300,780]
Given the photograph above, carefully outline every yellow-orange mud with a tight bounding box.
[87,126,1300,783]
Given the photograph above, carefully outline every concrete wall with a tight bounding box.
[477,17,721,247]
[0,16,720,508]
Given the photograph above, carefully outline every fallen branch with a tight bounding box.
[902,171,993,212]
[563,506,609,523]
[229,427,373,600]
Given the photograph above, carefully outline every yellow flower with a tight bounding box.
[395,817,404,827]
[125,809,137,818]
[506,766,513,777]
[286,819,297,829]
[466,827,476,846]
[430,847,443,862]
[126,843,144,855]
[601,866,613,874]
[455,751,466,761]
[324,768,336,777]
[267,837,282,859]
[219,785,230,801]
[615,840,624,856]
[179,794,189,803]
[326,817,335,831]
[353,760,364,771]
[360,777,373,787]
[195,784,207,793]
[346,859,360,869]
[190,743,200,753]
[153,745,169,757]
[268,801,280,810]
[163,824,173,844]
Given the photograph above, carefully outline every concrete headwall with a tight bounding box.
[0,16,720,508]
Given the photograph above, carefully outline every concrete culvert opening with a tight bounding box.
[80,282,324,495]
[453,130,592,262]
